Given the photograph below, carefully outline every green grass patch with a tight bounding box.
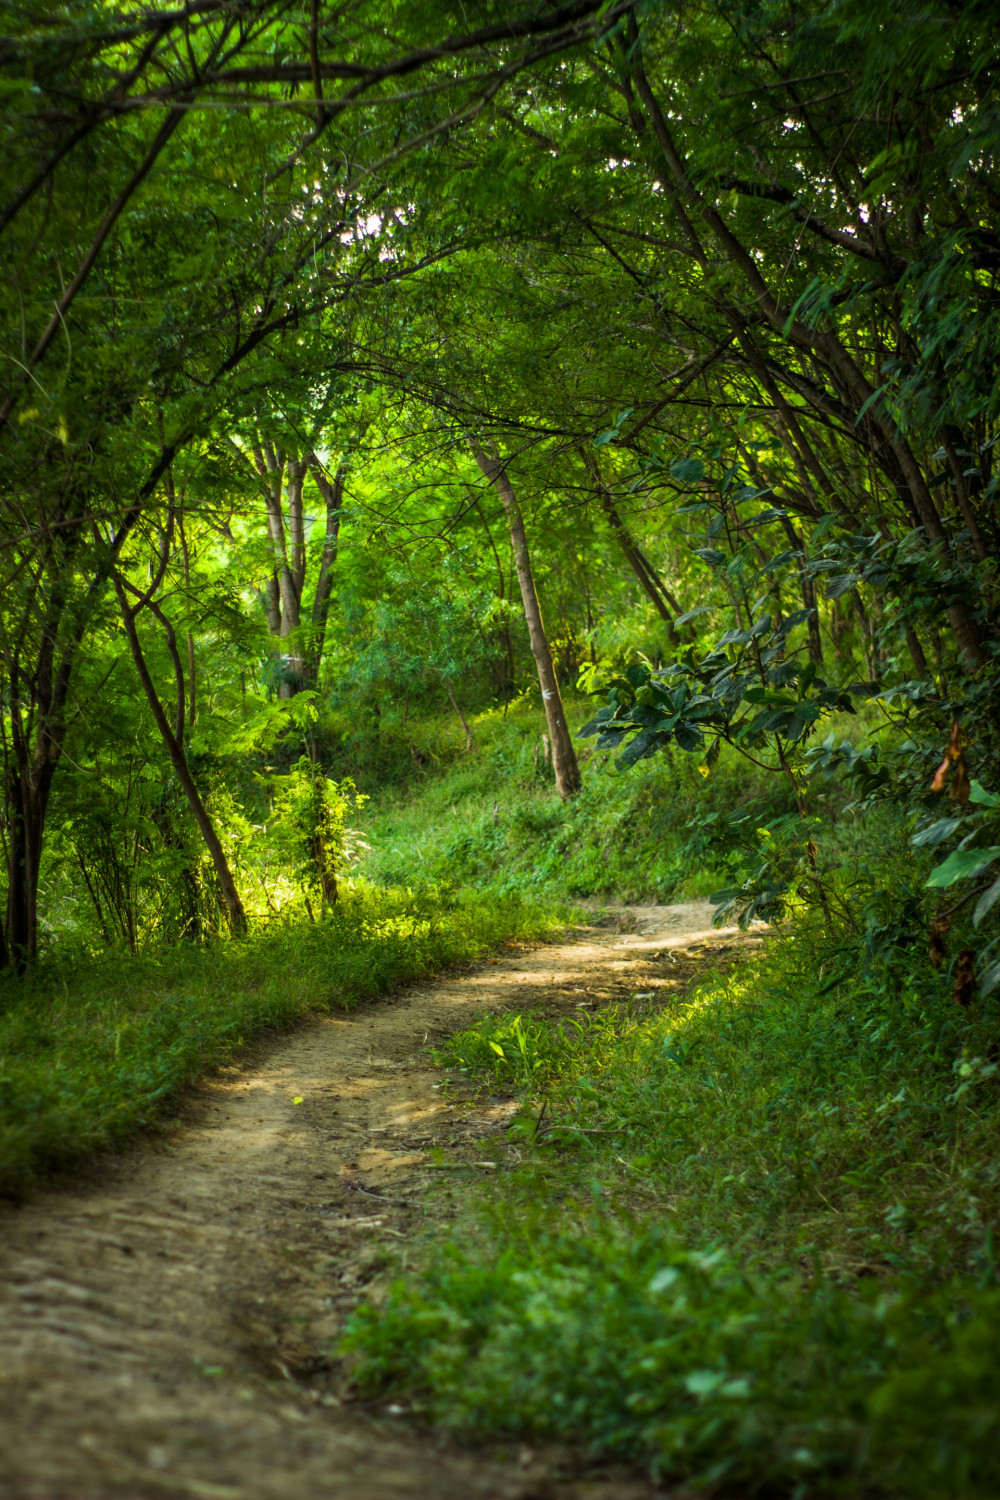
[360,696,802,903]
[0,882,559,1198]
[341,924,1000,1497]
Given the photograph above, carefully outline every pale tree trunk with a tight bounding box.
[444,678,475,751]
[469,437,581,798]
[250,438,304,697]
[178,514,197,726]
[114,576,247,934]
[306,452,345,686]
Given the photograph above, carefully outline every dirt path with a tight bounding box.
[0,904,756,1500]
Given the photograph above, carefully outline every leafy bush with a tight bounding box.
[345,1232,1000,1496]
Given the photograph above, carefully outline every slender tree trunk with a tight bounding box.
[187,633,197,726]
[179,517,197,726]
[114,577,247,934]
[469,437,581,798]
[601,493,683,640]
[445,679,475,752]
[306,452,345,685]
[251,438,304,696]
[3,754,52,971]
[582,450,684,639]
[779,518,823,665]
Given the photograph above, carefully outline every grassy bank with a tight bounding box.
[0,883,559,1198]
[341,919,1000,1497]
[358,695,802,903]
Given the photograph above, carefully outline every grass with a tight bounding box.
[0,881,560,1198]
[358,694,802,903]
[341,908,1000,1497]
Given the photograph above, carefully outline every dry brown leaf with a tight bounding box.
[952,948,977,1008]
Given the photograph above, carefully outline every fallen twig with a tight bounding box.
[343,1180,416,1209]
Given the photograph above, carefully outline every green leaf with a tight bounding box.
[925,846,1000,888]
[969,781,1000,808]
[981,961,1000,998]
[911,818,963,848]
[669,457,705,484]
[973,874,1000,928]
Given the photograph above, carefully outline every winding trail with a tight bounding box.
[0,903,755,1500]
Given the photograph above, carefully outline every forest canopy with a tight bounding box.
[0,0,996,984]
[1,0,997,975]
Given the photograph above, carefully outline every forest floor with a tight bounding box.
[0,903,759,1500]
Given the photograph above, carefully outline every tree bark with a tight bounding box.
[581,450,685,638]
[251,438,304,696]
[306,452,345,685]
[779,518,823,666]
[469,437,581,798]
[179,517,197,726]
[114,575,247,934]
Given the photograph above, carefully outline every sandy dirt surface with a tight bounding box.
[0,903,758,1500]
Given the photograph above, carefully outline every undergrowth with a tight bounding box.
[0,882,558,1197]
[341,913,1000,1497]
[360,695,804,902]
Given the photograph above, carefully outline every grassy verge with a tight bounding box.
[359,695,803,903]
[341,922,1000,1498]
[0,882,560,1198]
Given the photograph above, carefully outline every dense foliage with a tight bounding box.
[1,0,997,976]
[2,0,999,1491]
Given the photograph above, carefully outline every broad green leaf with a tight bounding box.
[669,458,705,484]
[925,847,1000,888]
[973,875,1000,928]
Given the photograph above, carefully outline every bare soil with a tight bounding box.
[0,903,757,1500]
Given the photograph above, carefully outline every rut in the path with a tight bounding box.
[0,903,754,1500]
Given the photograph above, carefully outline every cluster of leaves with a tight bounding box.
[580,646,857,771]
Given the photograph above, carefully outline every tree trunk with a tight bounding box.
[779,518,824,666]
[306,452,345,685]
[600,492,683,641]
[469,437,581,798]
[114,577,247,934]
[179,518,197,726]
[445,679,475,752]
[3,756,52,971]
[583,449,684,641]
[251,438,304,697]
